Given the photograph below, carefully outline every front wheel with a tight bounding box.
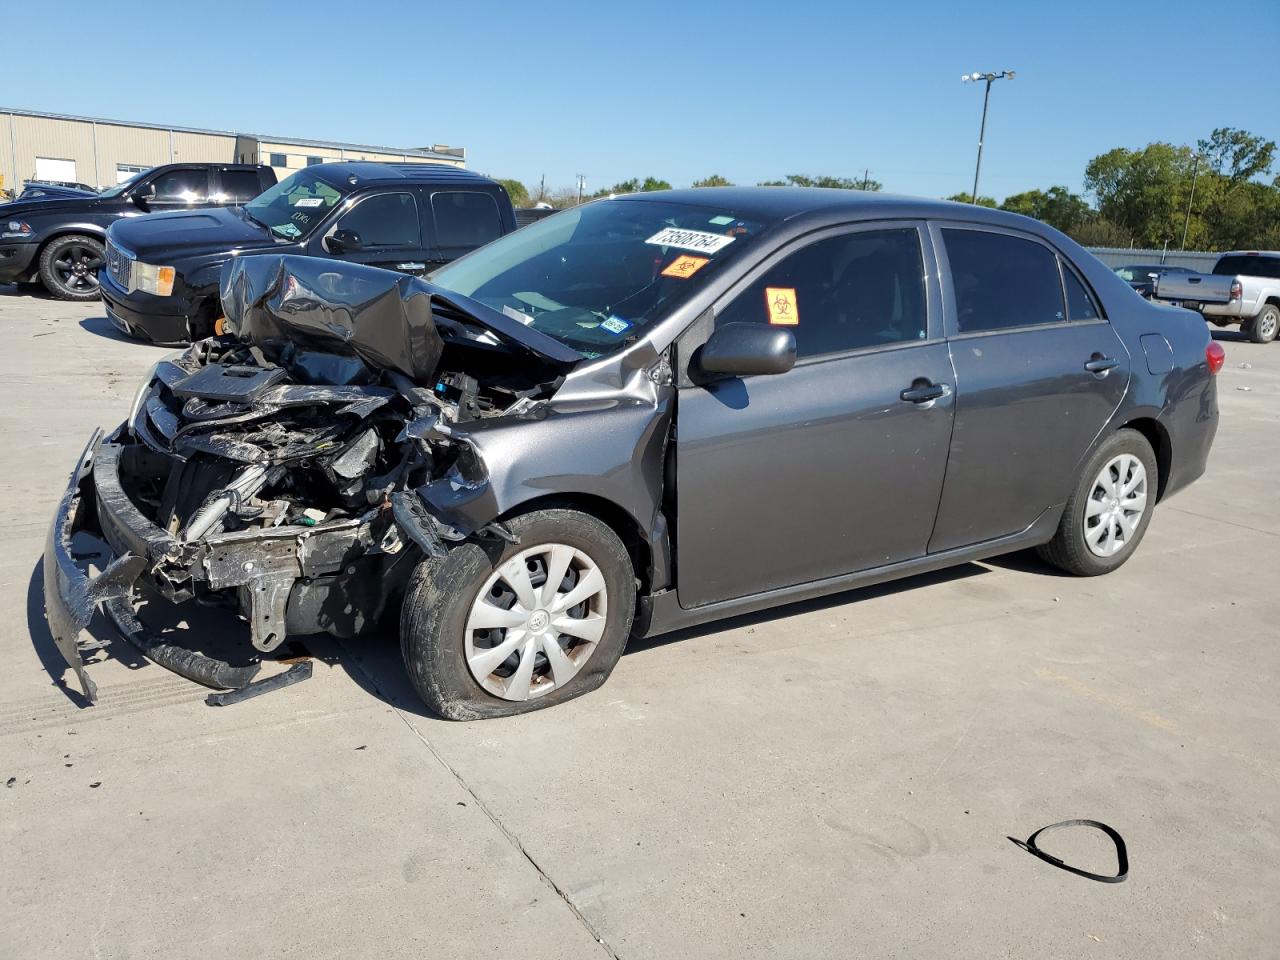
[400,508,635,720]
[38,234,104,301]
[1036,429,1158,577]
[1245,304,1279,344]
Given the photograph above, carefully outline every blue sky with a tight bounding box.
[11,0,1279,201]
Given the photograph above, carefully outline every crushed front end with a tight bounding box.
[44,256,574,702]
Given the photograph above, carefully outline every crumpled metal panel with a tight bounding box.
[220,255,446,383]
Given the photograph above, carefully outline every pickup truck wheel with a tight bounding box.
[1036,429,1158,577]
[38,234,104,301]
[400,508,635,720]
[1246,304,1279,343]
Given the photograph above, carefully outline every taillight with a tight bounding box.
[1206,341,1225,375]
[1229,280,1242,302]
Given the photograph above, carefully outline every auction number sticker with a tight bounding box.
[766,287,799,325]
[645,227,736,254]
[294,197,324,207]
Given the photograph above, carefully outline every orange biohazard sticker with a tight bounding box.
[661,255,709,279]
[765,287,799,325]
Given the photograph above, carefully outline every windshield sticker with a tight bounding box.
[293,197,324,207]
[766,287,799,326]
[661,255,710,280]
[600,316,631,335]
[276,223,302,239]
[708,215,735,226]
[645,227,736,254]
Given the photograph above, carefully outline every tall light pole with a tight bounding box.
[961,70,1015,204]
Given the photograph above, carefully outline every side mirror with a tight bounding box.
[131,182,156,208]
[326,228,363,253]
[695,322,797,379]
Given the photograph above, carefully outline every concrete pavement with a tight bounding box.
[1,284,1276,959]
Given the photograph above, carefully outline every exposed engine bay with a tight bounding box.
[46,255,605,702]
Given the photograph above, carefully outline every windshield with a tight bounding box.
[243,169,349,241]
[98,169,150,199]
[430,199,775,357]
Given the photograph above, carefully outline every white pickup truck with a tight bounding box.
[1155,251,1280,343]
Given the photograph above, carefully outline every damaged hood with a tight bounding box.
[220,255,582,384]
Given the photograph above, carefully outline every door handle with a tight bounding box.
[900,380,951,404]
[1084,356,1120,374]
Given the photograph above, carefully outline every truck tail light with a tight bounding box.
[1229,280,1242,302]
[1206,341,1225,375]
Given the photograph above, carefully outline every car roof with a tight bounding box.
[610,186,1044,231]
[307,161,498,188]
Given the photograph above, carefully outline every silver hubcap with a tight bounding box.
[1260,310,1278,340]
[1084,454,1147,558]
[464,543,608,701]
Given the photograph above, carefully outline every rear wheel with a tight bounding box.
[400,508,635,720]
[1037,429,1158,576]
[1245,304,1279,344]
[38,234,104,301]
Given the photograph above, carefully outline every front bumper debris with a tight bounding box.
[42,426,390,702]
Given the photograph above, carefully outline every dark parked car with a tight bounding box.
[0,163,275,300]
[45,190,1221,717]
[99,162,516,344]
[1114,263,1196,300]
[18,180,99,201]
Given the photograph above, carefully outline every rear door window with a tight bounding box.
[1062,264,1102,321]
[151,168,210,204]
[336,192,420,248]
[219,169,265,203]
[942,228,1065,333]
[431,191,504,259]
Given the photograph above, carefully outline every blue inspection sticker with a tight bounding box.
[600,316,631,335]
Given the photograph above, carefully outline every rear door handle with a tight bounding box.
[900,380,951,404]
[1085,356,1120,374]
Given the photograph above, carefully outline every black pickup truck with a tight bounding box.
[0,163,276,300]
[99,162,516,343]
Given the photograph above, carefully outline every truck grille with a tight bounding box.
[105,240,134,291]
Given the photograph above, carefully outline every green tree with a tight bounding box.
[759,173,882,191]
[691,174,733,188]
[999,186,1091,234]
[495,178,530,206]
[1084,142,1200,247]
[591,177,672,198]
[945,192,997,207]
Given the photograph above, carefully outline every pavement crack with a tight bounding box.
[340,645,620,960]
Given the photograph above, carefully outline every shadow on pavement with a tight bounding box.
[78,315,137,344]
[27,549,996,720]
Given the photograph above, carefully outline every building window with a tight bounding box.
[307,156,324,166]
[269,153,287,167]
[116,163,147,184]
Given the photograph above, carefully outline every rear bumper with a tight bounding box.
[0,240,38,283]
[99,270,194,344]
[1200,302,1244,319]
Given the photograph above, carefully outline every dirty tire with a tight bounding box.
[38,234,104,301]
[1246,304,1279,344]
[400,509,635,720]
[1036,429,1158,577]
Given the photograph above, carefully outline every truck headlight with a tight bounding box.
[2,220,32,238]
[133,262,176,297]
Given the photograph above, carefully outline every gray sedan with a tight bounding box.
[45,189,1221,718]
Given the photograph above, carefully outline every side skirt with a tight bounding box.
[632,504,1064,639]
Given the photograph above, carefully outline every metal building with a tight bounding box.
[1,107,465,196]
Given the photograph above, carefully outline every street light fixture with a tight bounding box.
[961,69,1016,205]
